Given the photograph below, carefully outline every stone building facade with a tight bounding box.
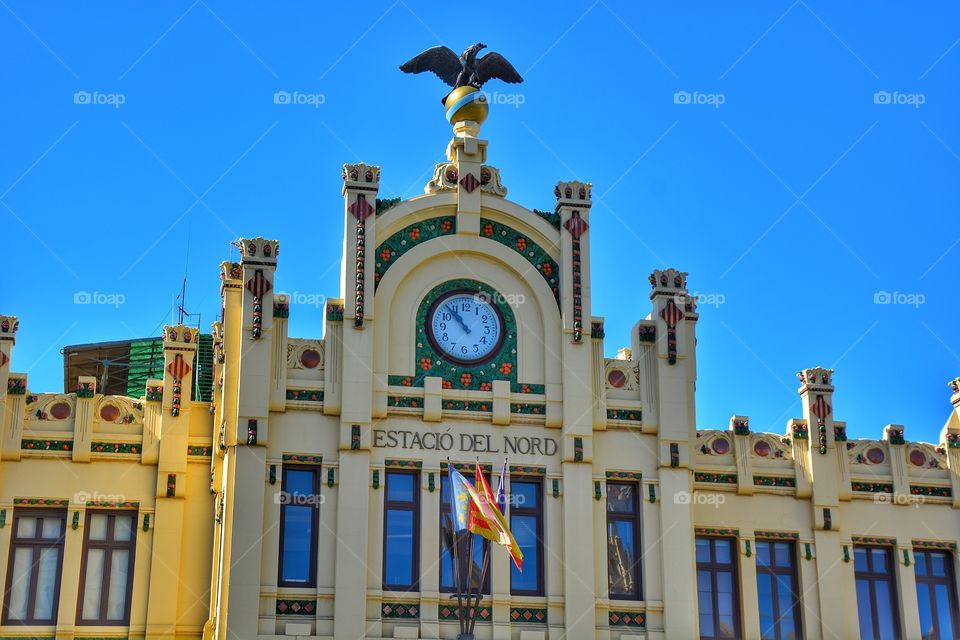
[1,115,959,640]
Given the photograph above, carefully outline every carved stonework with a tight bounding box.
[797,367,834,390]
[426,162,458,193]
[342,163,381,185]
[220,261,242,281]
[848,441,890,466]
[695,430,734,457]
[94,396,143,425]
[287,339,325,371]
[750,433,793,460]
[238,237,280,260]
[163,325,199,345]
[648,268,688,293]
[0,315,19,345]
[29,394,75,421]
[604,359,640,392]
[554,180,592,203]
[479,165,507,196]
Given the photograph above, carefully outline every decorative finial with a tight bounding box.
[400,42,523,126]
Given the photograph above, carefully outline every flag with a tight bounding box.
[447,465,473,532]
[470,463,524,571]
[496,459,507,514]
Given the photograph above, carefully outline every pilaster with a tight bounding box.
[333,449,372,639]
[648,268,698,638]
[71,376,96,462]
[797,368,840,508]
[447,122,486,235]
[323,299,344,416]
[141,378,162,465]
[591,318,607,430]
[0,316,21,462]
[884,424,909,502]
[731,416,754,496]
[270,294,289,411]
[941,378,960,509]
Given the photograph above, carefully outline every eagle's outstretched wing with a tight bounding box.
[399,46,462,87]
[476,52,523,85]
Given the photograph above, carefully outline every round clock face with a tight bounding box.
[427,291,504,364]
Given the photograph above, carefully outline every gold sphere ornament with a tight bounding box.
[444,86,489,126]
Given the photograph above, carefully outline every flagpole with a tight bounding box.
[464,527,476,633]
[448,460,466,637]
[468,540,491,636]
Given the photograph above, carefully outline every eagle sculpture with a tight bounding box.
[400,43,523,95]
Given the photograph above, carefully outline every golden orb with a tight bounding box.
[444,86,489,125]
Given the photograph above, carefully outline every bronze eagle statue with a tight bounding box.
[400,43,523,92]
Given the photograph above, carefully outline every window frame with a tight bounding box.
[2,508,67,626]
[913,548,960,640]
[277,465,321,588]
[695,535,742,640]
[509,476,544,597]
[853,545,901,640]
[382,470,420,592]
[754,539,803,640]
[75,509,138,626]
[439,471,490,595]
[605,481,643,601]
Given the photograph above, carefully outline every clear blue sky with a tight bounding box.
[3,1,958,443]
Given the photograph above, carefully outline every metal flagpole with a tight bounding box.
[448,460,466,637]
[468,540,491,636]
[463,529,476,638]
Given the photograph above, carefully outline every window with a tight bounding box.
[854,546,900,640]
[696,536,741,640]
[755,540,802,640]
[278,466,320,587]
[383,471,419,591]
[509,477,543,596]
[77,511,137,625]
[3,509,66,625]
[915,549,959,640]
[606,482,641,599]
[440,472,489,594]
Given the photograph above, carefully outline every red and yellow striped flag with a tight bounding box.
[468,463,523,571]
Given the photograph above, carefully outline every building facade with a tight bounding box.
[1,113,960,640]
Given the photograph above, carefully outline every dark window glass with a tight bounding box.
[77,511,137,625]
[440,473,489,594]
[510,478,543,596]
[383,471,419,591]
[854,546,900,640]
[914,549,959,640]
[278,466,320,587]
[696,536,740,640]
[3,509,66,625]
[755,540,802,640]
[606,482,641,599]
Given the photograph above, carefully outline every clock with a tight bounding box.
[426,290,504,365]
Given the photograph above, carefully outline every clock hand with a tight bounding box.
[445,305,471,334]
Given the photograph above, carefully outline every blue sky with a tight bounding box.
[2,1,958,443]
